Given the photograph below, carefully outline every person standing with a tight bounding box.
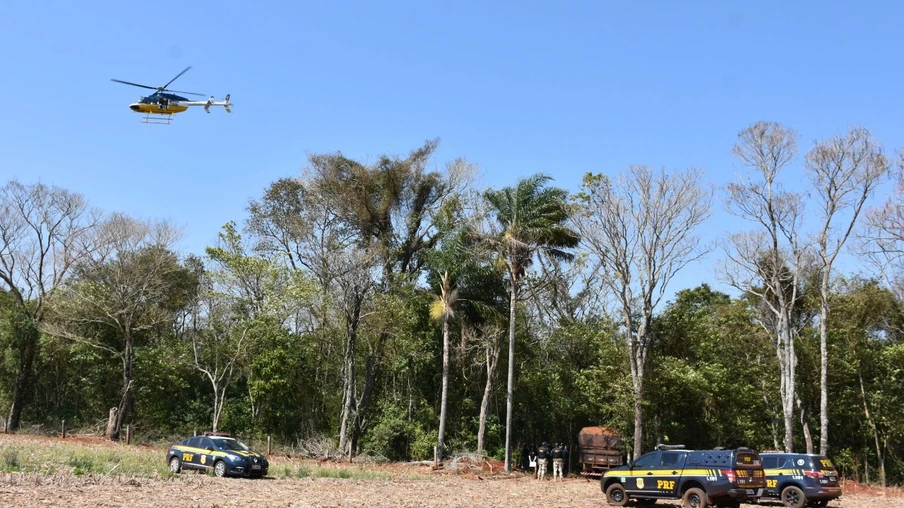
[536,442,550,480]
[551,443,564,480]
[562,444,570,477]
[521,443,531,471]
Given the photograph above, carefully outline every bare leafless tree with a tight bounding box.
[722,121,808,453]
[862,149,904,296]
[0,181,100,431]
[804,127,889,456]
[574,165,712,458]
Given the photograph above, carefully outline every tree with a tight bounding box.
[804,127,889,456]
[723,121,808,452]
[429,270,456,465]
[863,149,904,295]
[426,198,505,462]
[828,278,904,487]
[574,166,712,457]
[194,222,313,433]
[0,181,99,431]
[250,141,474,456]
[484,173,579,472]
[45,215,198,440]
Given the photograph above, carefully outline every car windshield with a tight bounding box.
[214,438,251,452]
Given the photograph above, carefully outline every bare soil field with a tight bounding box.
[0,434,900,507]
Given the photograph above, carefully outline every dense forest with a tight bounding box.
[1,122,903,485]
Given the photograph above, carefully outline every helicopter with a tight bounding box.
[111,66,231,124]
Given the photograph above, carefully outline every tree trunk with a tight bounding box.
[339,299,362,455]
[212,383,227,433]
[105,407,118,438]
[795,392,813,454]
[350,331,387,456]
[477,332,501,455]
[818,273,830,456]
[859,370,885,488]
[504,271,518,473]
[632,387,643,459]
[5,325,39,432]
[110,333,135,441]
[777,313,796,452]
[436,311,450,466]
[763,383,780,451]
[627,316,645,460]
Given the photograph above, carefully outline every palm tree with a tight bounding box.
[430,270,457,467]
[484,173,580,473]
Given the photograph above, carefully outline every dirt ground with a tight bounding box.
[0,434,900,507]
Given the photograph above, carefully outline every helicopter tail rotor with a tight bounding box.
[203,94,232,113]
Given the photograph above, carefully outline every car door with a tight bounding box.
[651,451,685,498]
[625,452,661,496]
[178,436,202,470]
[197,437,216,470]
[762,455,781,496]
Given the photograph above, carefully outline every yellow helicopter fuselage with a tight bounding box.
[130,103,188,115]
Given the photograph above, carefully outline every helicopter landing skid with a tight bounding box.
[140,113,174,125]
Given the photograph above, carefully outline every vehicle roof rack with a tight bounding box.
[203,431,231,437]
[656,444,687,450]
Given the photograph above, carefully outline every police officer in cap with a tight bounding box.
[551,442,564,480]
[536,442,550,480]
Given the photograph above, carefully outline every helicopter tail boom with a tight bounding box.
[182,94,231,113]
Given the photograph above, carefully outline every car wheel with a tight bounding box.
[168,456,182,474]
[214,460,227,478]
[605,483,629,506]
[781,486,806,508]
[682,487,707,508]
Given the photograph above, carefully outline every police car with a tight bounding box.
[760,452,841,508]
[166,433,269,478]
[601,445,765,508]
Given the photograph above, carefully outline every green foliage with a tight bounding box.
[1,446,20,471]
[362,402,420,461]
[67,455,95,476]
[6,169,904,487]
[648,285,778,451]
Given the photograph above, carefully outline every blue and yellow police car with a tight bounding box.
[601,445,765,508]
[166,433,269,478]
[760,452,841,508]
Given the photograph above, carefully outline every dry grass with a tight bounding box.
[0,433,900,507]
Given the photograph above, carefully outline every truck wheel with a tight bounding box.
[168,456,181,474]
[781,486,806,508]
[605,483,629,506]
[682,487,707,508]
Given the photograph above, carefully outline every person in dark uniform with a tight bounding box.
[562,444,570,477]
[536,442,550,480]
[551,443,564,480]
[520,443,531,470]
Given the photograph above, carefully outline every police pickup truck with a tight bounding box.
[601,445,765,508]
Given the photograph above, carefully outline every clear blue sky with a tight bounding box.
[2,1,901,299]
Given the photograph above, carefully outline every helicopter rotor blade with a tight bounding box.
[162,66,192,90]
[166,90,206,97]
[110,79,157,90]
